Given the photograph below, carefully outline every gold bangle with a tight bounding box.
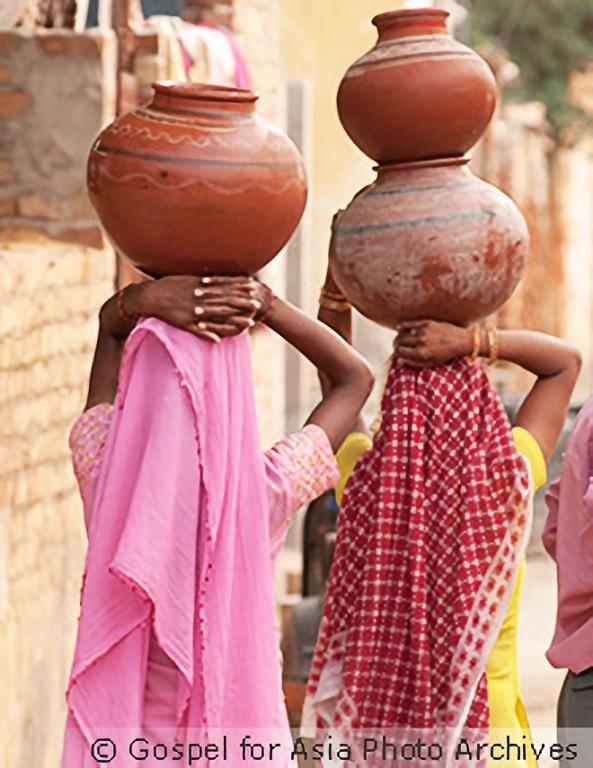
[320,287,347,302]
[117,284,140,324]
[466,323,481,364]
[319,297,352,313]
[486,324,499,366]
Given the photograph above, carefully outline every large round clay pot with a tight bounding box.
[337,9,497,165]
[87,82,307,276]
[331,158,528,328]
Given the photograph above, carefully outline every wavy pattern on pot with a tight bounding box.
[87,82,308,277]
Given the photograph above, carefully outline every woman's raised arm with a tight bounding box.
[262,296,374,451]
[85,276,262,410]
[395,321,582,461]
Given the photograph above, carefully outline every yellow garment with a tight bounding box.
[335,432,373,506]
[486,427,546,768]
[335,427,546,768]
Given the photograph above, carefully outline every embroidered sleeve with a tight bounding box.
[69,403,113,492]
[264,424,339,556]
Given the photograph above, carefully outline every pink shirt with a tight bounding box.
[63,325,341,760]
[69,403,339,557]
[543,395,593,673]
[69,402,339,734]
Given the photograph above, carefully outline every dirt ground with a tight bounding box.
[519,551,565,728]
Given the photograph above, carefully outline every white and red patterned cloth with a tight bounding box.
[303,358,531,763]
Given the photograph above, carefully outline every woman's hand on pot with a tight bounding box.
[129,275,266,343]
[394,320,472,368]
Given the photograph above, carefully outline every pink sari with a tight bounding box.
[62,319,292,766]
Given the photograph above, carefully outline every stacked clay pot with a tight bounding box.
[331,8,529,328]
[88,82,307,276]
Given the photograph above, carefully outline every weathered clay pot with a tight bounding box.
[337,9,497,164]
[331,158,528,328]
[87,82,307,276]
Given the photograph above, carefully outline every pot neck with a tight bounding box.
[372,8,450,42]
[149,81,258,118]
[375,156,470,178]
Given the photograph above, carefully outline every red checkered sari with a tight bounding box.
[303,359,531,762]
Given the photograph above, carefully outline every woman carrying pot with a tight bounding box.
[62,275,374,767]
[303,216,580,767]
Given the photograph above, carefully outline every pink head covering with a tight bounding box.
[62,319,291,766]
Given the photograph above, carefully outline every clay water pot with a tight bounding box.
[87,82,307,276]
[337,8,497,165]
[331,158,528,329]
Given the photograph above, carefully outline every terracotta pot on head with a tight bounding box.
[331,158,528,329]
[87,82,307,277]
[331,8,528,329]
[337,8,497,165]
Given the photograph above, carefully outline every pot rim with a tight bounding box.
[372,7,449,29]
[152,81,259,104]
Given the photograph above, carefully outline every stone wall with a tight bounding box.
[0,236,114,768]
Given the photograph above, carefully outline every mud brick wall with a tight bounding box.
[0,28,117,247]
[0,236,114,768]
[0,9,292,766]
[0,27,119,768]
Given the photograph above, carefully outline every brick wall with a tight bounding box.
[0,8,293,765]
[0,236,115,768]
[0,27,118,768]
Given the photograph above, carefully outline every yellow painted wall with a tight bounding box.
[277,1,402,422]
[278,1,403,311]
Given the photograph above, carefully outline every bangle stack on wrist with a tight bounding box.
[319,287,352,313]
[485,324,499,366]
[466,322,500,366]
[466,324,481,365]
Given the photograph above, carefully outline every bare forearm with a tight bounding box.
[317,306,353,400]
[264,297,367,388]
[476,330,580,461]
[505,332,581,461]
[316,306,368,434]
[85,327,125,410]
[318,243,353,345]
[99,284,148,339]
[445,327,580,378]
[397,321,581,462]
[264,297,373,449]
[485,330,581,379]
[317,306,353,345]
